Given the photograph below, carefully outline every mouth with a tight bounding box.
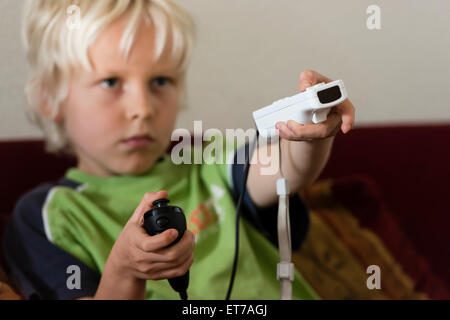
[122,134,154,148]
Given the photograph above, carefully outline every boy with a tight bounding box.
[2,0,355,300]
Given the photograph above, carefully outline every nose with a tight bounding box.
[125,83,156,121]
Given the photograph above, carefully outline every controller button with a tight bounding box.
[156,217,169,228]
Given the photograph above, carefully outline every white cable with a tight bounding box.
[276,137,294,300]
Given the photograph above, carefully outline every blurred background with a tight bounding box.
[0,0,449,136]
[0,0,449,300]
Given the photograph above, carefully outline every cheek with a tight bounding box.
[150,105,179,152]
[155,90,180,123]
[158,103,179,133]
[65,103,120,150]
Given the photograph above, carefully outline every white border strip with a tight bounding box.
[42,187,59,243]
[76,183,88,192]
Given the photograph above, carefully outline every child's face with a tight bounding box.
[61,14,182,177]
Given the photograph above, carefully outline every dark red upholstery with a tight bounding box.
[0,140,76,268]
[318,124,450,292]
[327,175,449,299]
[1,124,449,297]
[0,140,76,217]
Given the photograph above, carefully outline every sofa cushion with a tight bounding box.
[319,125,450,287]
[302,176,450,299]
[0,261,22,300]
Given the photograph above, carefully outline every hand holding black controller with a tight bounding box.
[143,198,190,300]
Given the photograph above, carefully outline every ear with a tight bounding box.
[42,104,64,123]
[36,88,64,123]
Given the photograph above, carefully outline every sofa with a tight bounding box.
[1,124,449,299]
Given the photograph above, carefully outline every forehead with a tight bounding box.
[87,13,176,76]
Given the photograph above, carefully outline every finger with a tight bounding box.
[130,190,168,225]
[153,230,195,262]
[165,240,194,265]
[277,114,346,140]
[138,228,179,252]
[138,234,193,266]
[277,114,341,141]
[138,247,192,272]
[276,121,296,140]
[299,70,333,92]
[162,253,194,280]
[135,249,194,281]
[129,259,184,280]
[335,99,356,134]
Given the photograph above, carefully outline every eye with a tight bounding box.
[101,77,120,90]
[151,76,172,88]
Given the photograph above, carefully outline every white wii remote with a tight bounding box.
[253,80,348,138]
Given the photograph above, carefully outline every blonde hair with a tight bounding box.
[22,0,195,155]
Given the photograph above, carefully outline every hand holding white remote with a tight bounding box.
[253,80,348,138]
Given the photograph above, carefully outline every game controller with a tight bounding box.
[252,79,348,138]
[143,198,189,300]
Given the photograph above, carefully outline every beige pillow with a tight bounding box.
[0,266,22,300]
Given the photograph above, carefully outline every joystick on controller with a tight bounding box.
[143,198,189,300]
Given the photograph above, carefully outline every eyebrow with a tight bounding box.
[92,64,180,78]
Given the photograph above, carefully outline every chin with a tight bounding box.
[117,156,157,176]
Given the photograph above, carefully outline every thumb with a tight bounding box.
[130,190,168,226]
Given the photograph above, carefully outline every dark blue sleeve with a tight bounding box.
[231,143,310,251]
[1,182,101,300]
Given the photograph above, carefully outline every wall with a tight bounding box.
[1,0,449,139]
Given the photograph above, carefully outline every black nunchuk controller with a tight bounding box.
[143,198,189,300]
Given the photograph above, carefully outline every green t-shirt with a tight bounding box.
[43,136,318,300]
